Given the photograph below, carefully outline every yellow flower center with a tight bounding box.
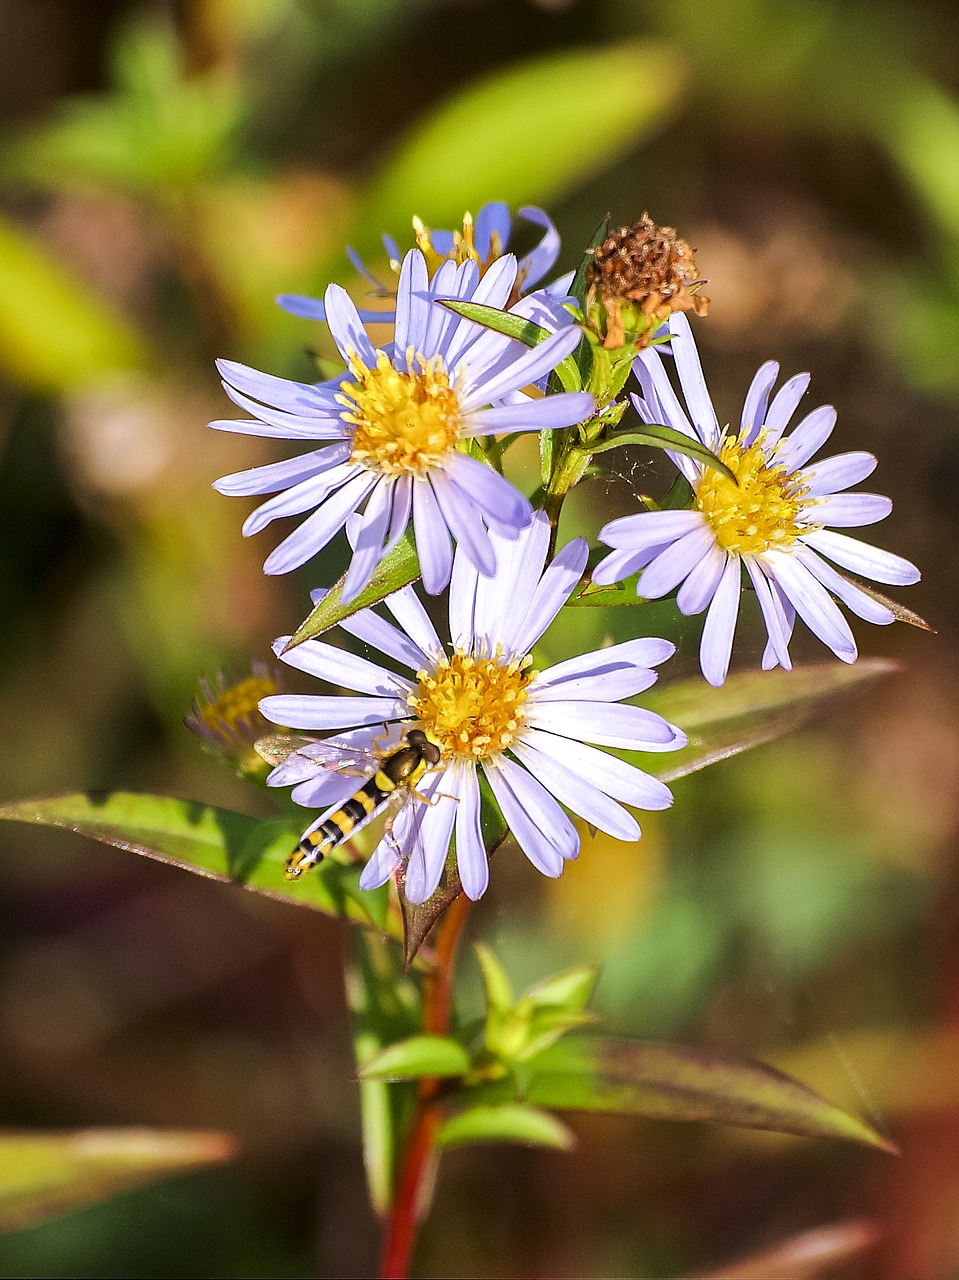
[695,431,809,555]
[412,211,503,277]
[410,653,534,759]
[201,676,276,737]
[338,349,462,476]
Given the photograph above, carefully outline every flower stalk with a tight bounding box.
[378,893,472,1279]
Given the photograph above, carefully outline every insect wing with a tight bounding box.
[255,732,379,787]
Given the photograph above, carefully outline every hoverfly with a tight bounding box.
[255,727,442,880]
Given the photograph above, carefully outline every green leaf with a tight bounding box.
[439,300,582,393]
[474,943,514,1015]
[0,215,146,392]
[638,659,900,783]
[0,1128,235,1234]
[588,422,737,482]
[526,965,599,1013]
[0,793,392,933]
[436,1105,575,1152]
[463,1039,896,1151]
[514,1009,598,1063]
[286,531,420,649]
[358,41,688,241]
[359,1036,471,1082]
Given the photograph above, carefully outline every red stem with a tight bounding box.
[378,894,471,1279]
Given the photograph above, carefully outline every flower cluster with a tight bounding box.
[205,206,919,903]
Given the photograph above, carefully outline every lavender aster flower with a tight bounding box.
[593,313,921,686]
[260,514,686,903]
[278,202,570,324]
[211,249,593,602]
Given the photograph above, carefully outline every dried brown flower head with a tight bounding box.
[585,214,709,348]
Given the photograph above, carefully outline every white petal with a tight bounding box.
[811,492,892,528]
[803,451,877,497]
[454,764,489,900]
[511,739,640,841]
[536,636,675,685]
[676,542,727,615]
[795,545,894,625]
[384,584,444,662]
[801,529,920,586]
[638,524,716,599]
[763,550,858,662]
[699,554,742,687]
[483,757,576,875]
[519,727,674,811]
[668,313,720,448]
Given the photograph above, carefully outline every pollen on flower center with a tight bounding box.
[200,675,276,736]
[409,652,534,759]
[695,431,809,555]
[339,349,462,476]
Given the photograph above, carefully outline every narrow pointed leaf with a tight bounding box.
[460,1038,896,1150]
[286,531,420,649]
[588,423,736,481]
[439,300,581,392]
[835,571,934,631]
[475,943,514,1014]
[0,793,392,933]
[635,659,900,782]
[0,1128,235,1234]
[359,1036,471,1082]
[436,1105,575,1151]
[526,965,599,1013]
[515,1010,598,1063]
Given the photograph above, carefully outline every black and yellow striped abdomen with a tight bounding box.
[283,730,442,880]
[295,770,397,862]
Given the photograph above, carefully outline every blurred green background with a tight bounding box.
[0,0,956,1276]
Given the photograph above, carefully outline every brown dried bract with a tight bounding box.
[586,214,709,348]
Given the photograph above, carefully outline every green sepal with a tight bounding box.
[435,1105,575,1152]
[358,1036,471,1082]
[285,530,420,649]
[656,473,695,511]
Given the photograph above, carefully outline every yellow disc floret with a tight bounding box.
[412,211,503,277]
[695,431,810,556]
[338,349,462,476]
[410,652,534,759]
[200,675,276,737]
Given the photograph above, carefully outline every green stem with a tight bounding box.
[543,444,591,557]
[378,894,472,1279]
